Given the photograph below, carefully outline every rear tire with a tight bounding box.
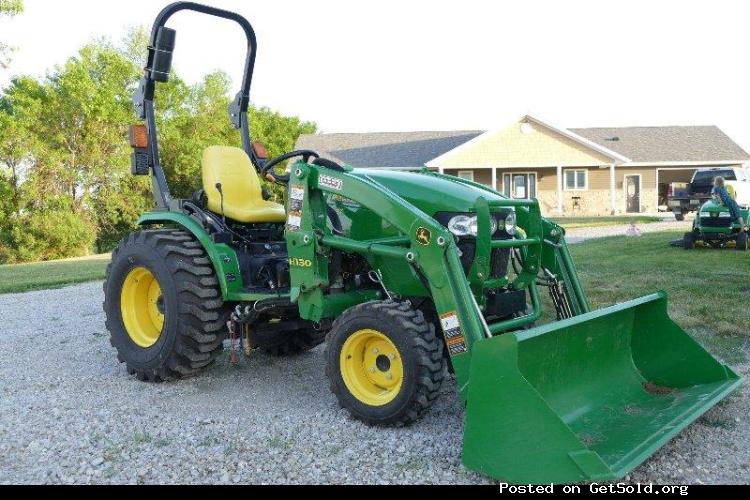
[683,232,695,250]
[103,229,229,382]
[325,300,446,426]
[737,231,748,251]
[674,212,685,221]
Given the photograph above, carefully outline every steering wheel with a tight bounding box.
[261,150,319,184]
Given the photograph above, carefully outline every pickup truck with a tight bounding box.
[667,166,750,220]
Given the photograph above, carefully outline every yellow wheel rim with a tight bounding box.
[340,329,404,406]
[120,267,164,348]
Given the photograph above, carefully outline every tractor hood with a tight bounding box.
[349,169,506,215]
[699,199,730,213]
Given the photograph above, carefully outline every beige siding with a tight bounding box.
[440,165,665,216]
[443,168,493,187]
[430,116,695,215]
[432,120,612,169]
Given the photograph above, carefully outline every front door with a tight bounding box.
[502,173,537,199]
[625,175,641,213]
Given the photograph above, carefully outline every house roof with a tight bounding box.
[295,131,482,169]
[424,115,631,169]
[570,125,750,163]
[296,120,750,169]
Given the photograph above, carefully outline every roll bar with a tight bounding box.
[132,2,260,209]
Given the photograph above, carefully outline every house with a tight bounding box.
[296,115,750,215]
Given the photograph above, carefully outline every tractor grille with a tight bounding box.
[490,247,511,278]
[700,216,732,228]
[456,240,511,279]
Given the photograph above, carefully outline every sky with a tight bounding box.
[2,0,750,151]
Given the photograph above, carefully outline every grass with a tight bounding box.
[566,231,750,362]
[550,215,662,229]
[0,253,110,294]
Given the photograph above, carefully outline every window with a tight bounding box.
[502,173,537,199]
[692,169,736,182]
[457,170,474,182]
[564,169,588,191]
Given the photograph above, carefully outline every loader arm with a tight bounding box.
[285,161,587,394]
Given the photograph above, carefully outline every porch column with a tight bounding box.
[438,166,445,174]
[556,165,563,214]
[491,168,497,192]
[609,163,617,215]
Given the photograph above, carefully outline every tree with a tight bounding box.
[0,27,317,263]
[157,71,316,200]
[0,0,23,69]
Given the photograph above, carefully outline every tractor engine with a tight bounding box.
[235,241,289,291]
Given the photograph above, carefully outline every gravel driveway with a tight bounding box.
[1,281,748,484]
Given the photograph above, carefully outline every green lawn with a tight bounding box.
[567,231,750,363]
[550,215,662,229]
[0,254,110,294]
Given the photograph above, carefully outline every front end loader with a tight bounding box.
[104,1,742,484]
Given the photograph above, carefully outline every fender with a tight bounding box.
[137,210,282,302]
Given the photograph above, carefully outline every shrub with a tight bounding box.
[0,209,97,263]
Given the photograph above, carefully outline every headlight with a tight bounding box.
[718,212,731,218]
[447,215,498,237]
[448,215,475,237]
[505,211,517,236]
[700,212,710,217]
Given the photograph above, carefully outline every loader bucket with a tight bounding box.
[462,291,742,484]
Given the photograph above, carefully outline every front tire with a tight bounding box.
[674,212,685,221]
[683,231,695,250]
[103,229,228,382]
[737,231,748,251]
[325,300,446,426]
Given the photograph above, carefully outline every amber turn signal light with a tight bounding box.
[129,124,149,148]
[252,142,269,160]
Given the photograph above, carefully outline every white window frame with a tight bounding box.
[563,168,588,191]
[502,172,538,200]
[457,170,474,182]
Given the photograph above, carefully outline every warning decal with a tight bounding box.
[287,185,304,232]
[440,311,467,355]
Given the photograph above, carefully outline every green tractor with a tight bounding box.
[683,198,749,250]
[104,2,742,484]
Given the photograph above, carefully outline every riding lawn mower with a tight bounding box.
[104,1,742,484]
[683,197,749,250]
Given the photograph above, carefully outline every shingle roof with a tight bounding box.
[569,125,750,163]
[296,124,750,168]
[295,131,483,168]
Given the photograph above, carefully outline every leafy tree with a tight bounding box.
[0,0,23,69]
[0,0,22,15]
[0,26,316,263]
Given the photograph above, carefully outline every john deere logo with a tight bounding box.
[416,227,431,245]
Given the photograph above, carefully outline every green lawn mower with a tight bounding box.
[683,198,749,250]
[104,1,742,484]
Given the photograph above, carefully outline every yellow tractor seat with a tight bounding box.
[727,184,736,200]
[201,146,286,224]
